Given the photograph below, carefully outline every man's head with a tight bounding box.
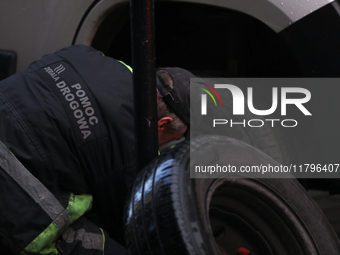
[156,67,195,147]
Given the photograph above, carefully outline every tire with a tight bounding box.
[124,135,340,255]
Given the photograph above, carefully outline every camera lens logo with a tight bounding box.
[197,82,222,115]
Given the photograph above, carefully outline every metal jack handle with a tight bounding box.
[130,0,158,171]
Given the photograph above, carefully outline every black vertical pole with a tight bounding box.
[130,0,158,171]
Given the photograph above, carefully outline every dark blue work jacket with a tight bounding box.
[0,45,135,254]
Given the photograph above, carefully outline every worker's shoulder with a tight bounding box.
[56,44,99,57]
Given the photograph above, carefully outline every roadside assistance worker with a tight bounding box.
[0,45,193,254]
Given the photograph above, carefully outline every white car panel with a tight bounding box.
[0,0,94,71]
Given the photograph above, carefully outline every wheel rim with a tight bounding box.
[207,178,318,255]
